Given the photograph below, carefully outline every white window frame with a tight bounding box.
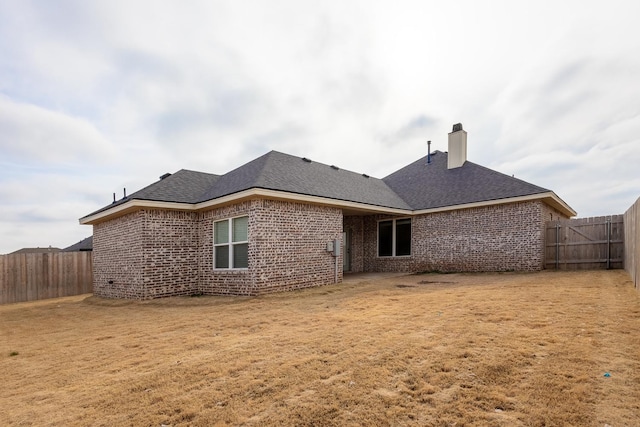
[213,215,249,269]
[377,217,412,257]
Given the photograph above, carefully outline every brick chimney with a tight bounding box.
[448,123,467,169]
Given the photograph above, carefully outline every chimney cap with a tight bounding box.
[452,123,464,132]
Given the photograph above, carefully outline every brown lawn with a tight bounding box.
[1,270,640,426]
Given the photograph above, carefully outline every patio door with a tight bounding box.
[343,230,351,272]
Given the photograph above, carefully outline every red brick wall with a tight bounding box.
[361,200,556,273]
[250,200,342,294]
[142,209,199,298]
[93,211,146,299]
[94,209,200,299]
[93,200,342,299]
[198,199,342,296]
[92,198,563,299]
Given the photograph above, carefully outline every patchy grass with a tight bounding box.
[1,270,639,426]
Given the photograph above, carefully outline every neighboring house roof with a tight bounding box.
[63,236,93,252]
[10,247,61,254]
[383,150,550,210]
[81,148,575,224]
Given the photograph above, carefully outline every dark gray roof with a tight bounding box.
[83,149,559,220]
[84,169,219,217]
[131,169,220,203]
[383,151,550,210]
[10,247,61,254]
[63,236,93,252]
[198,151,411,209]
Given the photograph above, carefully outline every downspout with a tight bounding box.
[335,237,340,284]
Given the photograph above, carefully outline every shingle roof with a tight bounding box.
[383,150,550,210]
[84,169,219,217]
[63,236,93,252]
[10,247,62,254]
[131,169,220,203]
[83,148,565,221]
[198,151,411,209]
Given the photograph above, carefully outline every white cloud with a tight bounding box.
[0,95,115,164]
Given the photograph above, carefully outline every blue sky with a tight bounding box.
[1,0,639,253]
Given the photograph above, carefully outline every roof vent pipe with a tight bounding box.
[427,140,432,164]
[123,188,127,198]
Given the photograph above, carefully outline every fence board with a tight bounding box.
[545,215,624,270]
[0,255,6,304]
[0,252,93,304]
[624,196,640,289]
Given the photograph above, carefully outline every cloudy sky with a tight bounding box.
[1,0,639,253]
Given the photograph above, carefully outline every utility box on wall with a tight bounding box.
[327,240,340,257]
[326,241,334,252]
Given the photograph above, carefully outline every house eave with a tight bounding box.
[412,192,577,217]
[80,189,576,225]
[79,188,412,225]
[79,199,198,224]
[198,188,412,215]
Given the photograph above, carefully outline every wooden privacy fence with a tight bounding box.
[624,197,640,289]
[0,252,93,304]
[545,215,624,270]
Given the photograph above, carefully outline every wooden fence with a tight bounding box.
[545,215,624,270]
[624,197,640,289]
[0,252,93,305]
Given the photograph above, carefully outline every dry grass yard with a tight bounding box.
[2,270,640,426]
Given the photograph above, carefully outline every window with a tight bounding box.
[214,216,248,269]
[378,218,411,257]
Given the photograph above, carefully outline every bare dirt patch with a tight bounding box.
[1,270,639,426]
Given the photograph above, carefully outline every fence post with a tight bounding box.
[555,223,560,269]
[606,218,611,270]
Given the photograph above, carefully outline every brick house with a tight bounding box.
[80,124,575,299]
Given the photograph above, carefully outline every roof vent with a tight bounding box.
[330,165,339,170]
[302,157,312,163]
[159,173,171,180]
[362,173,369,178]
